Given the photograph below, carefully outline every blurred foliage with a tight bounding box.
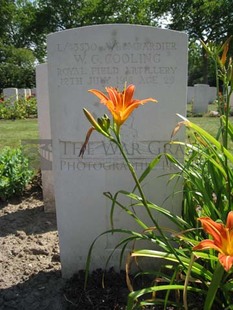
[0,0,232,87]
[0,147,33,199]
[0,96,37,119]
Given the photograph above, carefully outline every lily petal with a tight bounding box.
[89,84,157,126]
[194,212,233,270]
[198,217,225,245]
[193,239,223,253]
[137,97,158,105]
[106,87,119,108]
[218,253,233,272]
[122,101,150,122]
[88,89,109,104]
[124,84,135,107]
[226,211,233,230]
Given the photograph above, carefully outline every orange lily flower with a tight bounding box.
[193,211,233,272]
[88,84,157,127]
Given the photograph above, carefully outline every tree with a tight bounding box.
[161,0,233,84]
[2,0,232,88]
[31,0,164,59]
[0,1,38,89]
[0,0,15,42]
[0,42,36,91]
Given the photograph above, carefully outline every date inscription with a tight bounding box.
[55,40,178,87]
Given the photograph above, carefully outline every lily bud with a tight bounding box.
[221,37,232,65]
[83,108,110,138]
[97,114,111,133]
[227,59,233,83]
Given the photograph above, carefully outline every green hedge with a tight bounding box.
[0,147,33,199]
[0,96,37,120]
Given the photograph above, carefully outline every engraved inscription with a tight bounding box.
[56,40,177,87]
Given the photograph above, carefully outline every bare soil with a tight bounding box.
[1,174,208,309]
[0,176,140,310]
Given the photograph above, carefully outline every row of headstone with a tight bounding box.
[2,88,36,104]
[36,24,188,278]
[2,85,216,108]
[188,84,217,114]
[188,85,217,103]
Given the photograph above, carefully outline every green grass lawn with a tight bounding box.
[189,116,222,137]
[0,118,39,150]
[0,115,232,172]
[0,115,231,154]
[0,116,229,150]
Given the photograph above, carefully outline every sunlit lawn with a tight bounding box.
[189,116,222,137]
[0,118,39,150]
[0,115,231,154]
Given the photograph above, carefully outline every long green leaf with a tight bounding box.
[104,190,148,230]
[131,249,213,280]
[111,189,191,230]
[220,115,233,141]
[85,228,150,288]
[204,263,225,310]
[127,284,201,310]
[176,114,233,162]
[137,154,162,184]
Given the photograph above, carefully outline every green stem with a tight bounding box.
[223,83,230,149]
[183,253,195,310]
[114,134,152,217]
[204,263,224,310]
[215,61,221,115]
[223,84,232,205]
[113,129,185,267]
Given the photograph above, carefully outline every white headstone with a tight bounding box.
[187,86,194,104]
[36,63,55,212]
[209,86,217,104]
[230,88,233,109]
[47,25,188,277]
[3,88,18,104]
[193,84,209,114]
[18,88,27,100]
[31,88,37,97]
[25,88,31,98]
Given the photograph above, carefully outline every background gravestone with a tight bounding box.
[18,88,27,100]
[25,89,31,98]
[36,63,55,213]
[187,86,194,104]
[3,88,18,104]
[31,88,37,97]
[47,24,188,277]
[228,86,233,109]
[193,84,209,114]
[209,86,217,104]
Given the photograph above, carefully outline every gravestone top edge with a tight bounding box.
[47,24,188,39]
